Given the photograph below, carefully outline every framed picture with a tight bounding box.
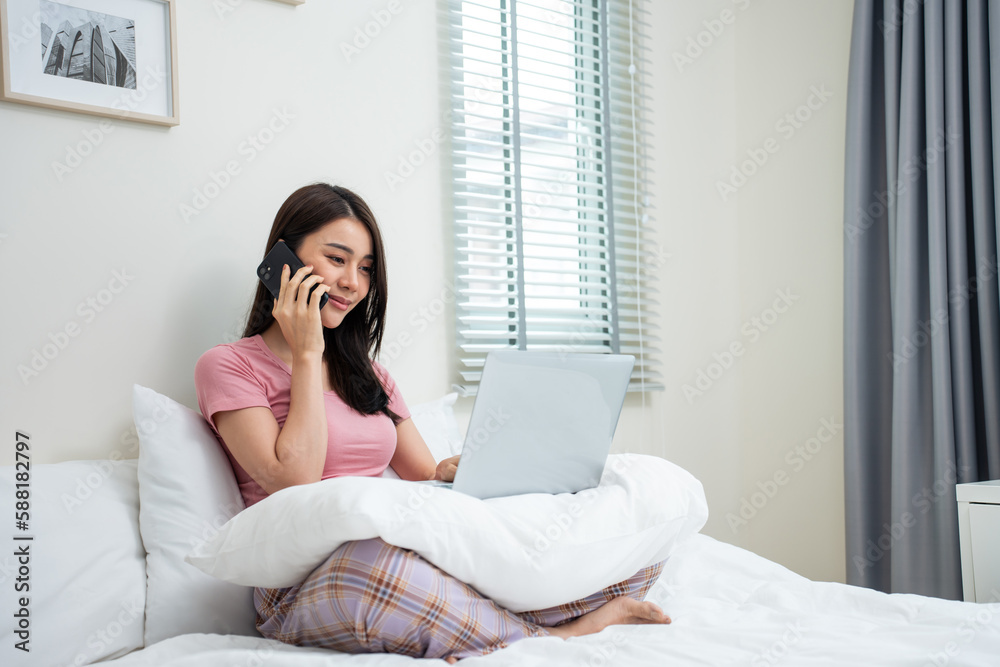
[0,0,178,126]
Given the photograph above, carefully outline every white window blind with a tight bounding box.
[447,0,661,393]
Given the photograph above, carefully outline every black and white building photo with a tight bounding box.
[39,1,137,90]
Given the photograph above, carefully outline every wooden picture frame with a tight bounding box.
[0,0,179,126]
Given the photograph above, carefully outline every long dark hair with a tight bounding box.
[242,183,399,422]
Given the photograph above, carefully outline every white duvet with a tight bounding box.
[184,454,708,611]
[104,533,1000,666]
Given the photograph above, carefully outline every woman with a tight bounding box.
[194,183,670,661]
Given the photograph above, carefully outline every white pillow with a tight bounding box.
[408,391,463,460]
[381,392,462,479]
[134,385,469,641]
[186,453,708,611]
[133,385,258,645]
[0,459,145,666]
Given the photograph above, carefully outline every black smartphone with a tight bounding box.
[256,241,329,310]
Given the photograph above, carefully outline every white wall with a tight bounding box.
[643,0,854,583]
[0,0,853,583]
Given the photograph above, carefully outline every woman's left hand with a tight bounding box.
[434,456,461,482]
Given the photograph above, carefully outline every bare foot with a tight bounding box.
[444,657,458,664]
[545,597,670,640]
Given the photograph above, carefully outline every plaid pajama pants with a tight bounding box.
[254,538,665,660]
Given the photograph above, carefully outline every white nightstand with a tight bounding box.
[956,480,1000,603]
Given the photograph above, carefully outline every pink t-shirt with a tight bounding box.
[194,334,410,508]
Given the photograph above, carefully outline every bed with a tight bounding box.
[3,387,998,667]
[95,533,1000,666]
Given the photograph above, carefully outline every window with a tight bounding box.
[446,0,661,393]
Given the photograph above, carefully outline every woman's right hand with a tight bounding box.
[271,263,330,359]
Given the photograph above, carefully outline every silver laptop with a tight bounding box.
[432,350,634,500]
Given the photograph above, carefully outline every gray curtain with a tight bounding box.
[845,0,1000,599]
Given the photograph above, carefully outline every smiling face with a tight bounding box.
[293,217,375,329]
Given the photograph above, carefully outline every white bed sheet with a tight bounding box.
[102,534,1000,666]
